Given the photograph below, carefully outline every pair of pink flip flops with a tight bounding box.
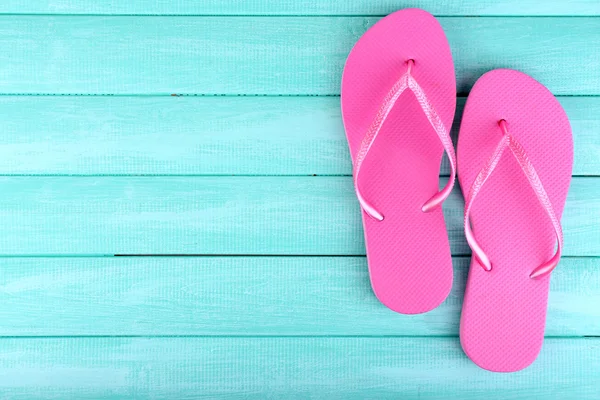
[341,9,573,372]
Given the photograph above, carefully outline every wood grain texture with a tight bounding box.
[0,2,596,396]
[1,0,599,16]
[0,337,598,399]
[0,17,599,95]
[0,177,597,256]
[1,96,598,176]
[0,256,597,337]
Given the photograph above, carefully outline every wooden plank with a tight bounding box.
[0,177,597,256]
[1,0,599,16]
[0,337,597,398]
[0,256,597,337]
[0,17,598,95]
[1,96,598,176]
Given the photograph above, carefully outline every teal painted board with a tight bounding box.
[0,256,597,337]
[0,337,597,399]
[0,17,599,95]
[0,96,598,176]
[2,0,600,16]
[0,177,597,256]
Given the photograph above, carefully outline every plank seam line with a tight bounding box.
[0,174,356,178]
[0,335,594,339]
[0,175,597,178]
[0,14,598,18]
[0,175,596,178]
[0,94,599,98]
[0,255,594,259]
[0,93,343,97]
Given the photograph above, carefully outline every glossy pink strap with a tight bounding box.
[353,60,456,221]
[464,120,563,279]
[463,132,509,272]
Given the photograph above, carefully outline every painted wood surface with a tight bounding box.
[0,177,597,256]
[0,1,597,396]
[0,337,597,399]
[1,0,599,16]
[1,96,598,176]
[0,17,599,95]
[0,256,597,337]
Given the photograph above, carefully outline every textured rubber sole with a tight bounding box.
[458,69,573,372]
[341,9,455,314]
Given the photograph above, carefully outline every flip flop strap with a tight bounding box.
[464,120,563,279]
[353,60,456,221]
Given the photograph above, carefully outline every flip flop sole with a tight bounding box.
[341,9,455,314]
[458,69,573,372]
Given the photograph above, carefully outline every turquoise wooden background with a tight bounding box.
[0,1,598,398]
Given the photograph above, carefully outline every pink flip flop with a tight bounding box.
[458,69,573,372]
[341,9,456,314]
